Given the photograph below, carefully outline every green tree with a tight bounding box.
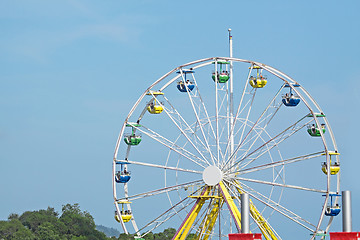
[35,222,61,240]
[163,228,176,239]
[143,232,154,240]
[138,228,177,240]
[8,213,19,220]
[19,207,59,232]
[12,227,36,240]
[186,233,196,240]
[59,203,108,239]
[0,219,35,240]
[154,231,166,240]
[1,204,110,240]
[70,236,87,240]
[118,233,136,240]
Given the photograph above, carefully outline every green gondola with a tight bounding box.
[307,124,326,137]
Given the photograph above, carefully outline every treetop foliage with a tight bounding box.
[0,204,182,240]
[0,204,107,240]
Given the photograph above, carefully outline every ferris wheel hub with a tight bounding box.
[202,165,223,186]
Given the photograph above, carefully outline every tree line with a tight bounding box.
[0,204,191,240]
[0,203,108,240]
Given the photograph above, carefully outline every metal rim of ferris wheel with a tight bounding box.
[112,31,340,240]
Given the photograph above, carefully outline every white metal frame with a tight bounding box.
[112,55,340,240]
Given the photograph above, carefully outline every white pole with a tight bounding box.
[342,190,352,232]
[215,61,220,164]
[241,193,250,233]
[228,28,234,170]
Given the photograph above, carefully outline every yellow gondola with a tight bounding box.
[115,201,133,223]
[249,76,267,88]
[322,162,340,175]
[146,91,164,114]
[321,151,340,175]
[114,211,132,223]
[249,66,267,88]
[147,103,163,114]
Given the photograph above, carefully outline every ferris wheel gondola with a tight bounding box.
[177,69,195,92]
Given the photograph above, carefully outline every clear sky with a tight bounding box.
[1,0,360,238]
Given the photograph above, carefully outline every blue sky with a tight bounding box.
[1,0,360,238]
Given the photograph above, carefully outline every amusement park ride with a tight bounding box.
[112,30,358,240]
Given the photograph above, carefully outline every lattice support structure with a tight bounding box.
[172,187,210,240]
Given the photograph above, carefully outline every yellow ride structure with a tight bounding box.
[172,180,278,240]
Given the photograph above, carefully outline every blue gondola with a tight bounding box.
[282,94,300,107]
[323,194,341,216]
[282,83,301,107]
[177,81,195,92]
[115,172,130,183]
[176,69,195,92]
[325,205,341,216]
[115,162,131,183]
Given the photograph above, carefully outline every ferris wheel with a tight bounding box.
[112,32,341,240]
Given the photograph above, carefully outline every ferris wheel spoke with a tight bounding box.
[234,126,278,171]
[136,195,195,237]
[225,115,313,171]
[190,74,217,141]
[236,86,284,148]
[233,151,325,175]
[228,180,318,232]
[234,176,327,193]
[238,119,313,170]
[233,114,281,164]
[116,180,203,202]
[234,64,256,143]
[218,117,230,162]
[217,86,229,116]
[215,70,220,165]
[233,64,253,124]
[130,124,208,168]
[235,129,301,172]
[221,117,262,170]
[234,89,257,161]
[178,69,217,165]
[115,160,202,174]
[160,97,212,166]
[148,91,210,161]
[222,86,284,171]
[212,60,231,165]
[222,98,253,159]
[236,95,256,145]
[232,125,267,161]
